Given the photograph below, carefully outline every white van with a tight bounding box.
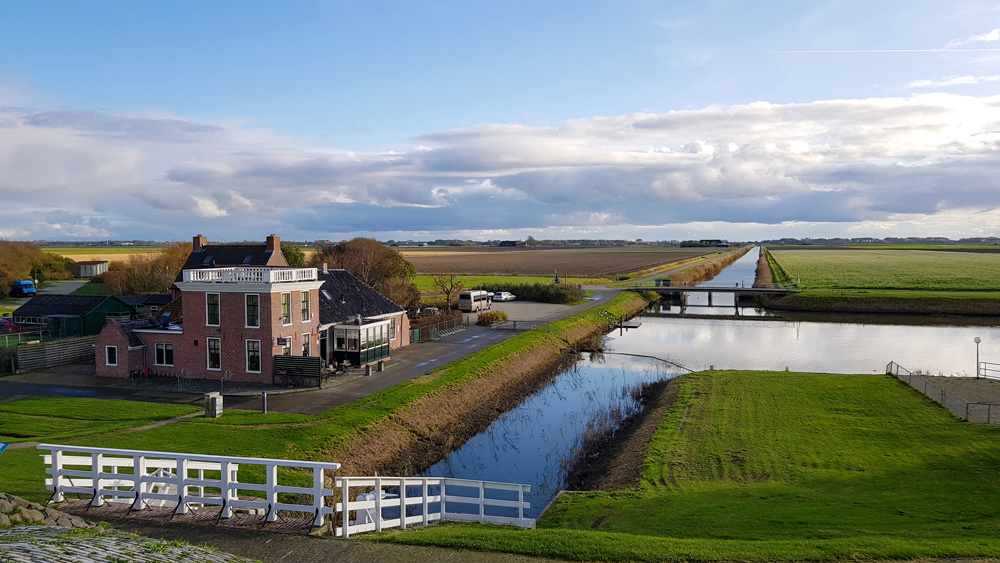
[458,290,492,312]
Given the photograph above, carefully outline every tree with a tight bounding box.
[311,237,420,308]
[281,242,306,267]
[100,243,190,296]
[0,241,72,297]
[432,274,464,312]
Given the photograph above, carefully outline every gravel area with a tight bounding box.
[919,376,1000,404]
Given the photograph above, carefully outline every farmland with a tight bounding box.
[400,246,719,278]
[768,248,1000,290]
[42,246,163,263]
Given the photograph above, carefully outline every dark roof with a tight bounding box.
[115,294,173,307]
[14,295,118,317]
[175,243,287,281]
[317,269,404,325]
[117,318,160,348]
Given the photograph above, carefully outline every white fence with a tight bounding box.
[38,444,340,526]
[182,267,317,284]
[886,362,1000,424]
[336,476,534,538]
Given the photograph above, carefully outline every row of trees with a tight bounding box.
[308,238,421,311]
[0,241,74,298]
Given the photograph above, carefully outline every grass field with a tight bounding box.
[412,274,602,293]
[375,370,1000,560]
[770,248,1000,290]
[400,246,717,278]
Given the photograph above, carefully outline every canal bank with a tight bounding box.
[320,292,650,478]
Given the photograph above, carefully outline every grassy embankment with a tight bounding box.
[0,292,649,503]
[372,370,1000,561]
[764,247,1000,314]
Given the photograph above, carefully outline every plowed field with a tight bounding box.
[399,247,718,277]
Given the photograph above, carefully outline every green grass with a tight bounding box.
[0,293,648,504]
[374,370,1000,560]
[413,274,604,293]
[769,248,1000,290]
[70,281,109,295]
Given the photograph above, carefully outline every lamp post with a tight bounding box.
[974,336,982,379]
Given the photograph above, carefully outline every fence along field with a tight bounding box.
[400,247,718,278]
[768,248,1000,290]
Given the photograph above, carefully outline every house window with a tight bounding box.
[347,331,359,351]
[247,340,261,372]
[105,346,117,366]
[206,293,220,326]
[155,343,174,366]
[334,329,346,351]
[301,292,310,321]
[302,333,310,356]
[207,337,221,370]
[390,316,396,340]
[281,292,291,325]
[245,294,260,327]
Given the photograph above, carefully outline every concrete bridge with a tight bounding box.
[627,284,797,299]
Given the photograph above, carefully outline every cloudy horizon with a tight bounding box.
[2,2,999,242]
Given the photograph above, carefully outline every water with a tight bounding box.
[664,246,774,316]
[418,246,1000,518]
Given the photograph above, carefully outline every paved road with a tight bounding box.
[36,280,90,295]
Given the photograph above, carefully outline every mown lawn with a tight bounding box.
[769,248,1000,290]
[373,370,1000,560]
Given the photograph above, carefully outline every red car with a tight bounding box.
[0,317,20,333]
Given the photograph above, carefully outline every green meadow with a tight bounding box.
[374,370,1000,561]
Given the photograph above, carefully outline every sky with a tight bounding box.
[2,1,1000,243]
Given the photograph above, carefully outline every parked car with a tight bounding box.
[493,292,516,302]
[10,279,35,297]
[0,317,20,333]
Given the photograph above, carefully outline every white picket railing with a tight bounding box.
[336,476,534,538]
[181,267,317,284]
[38,444,340,526]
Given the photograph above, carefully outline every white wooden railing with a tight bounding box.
[38,444,340,526]
[181,267,317,284]
[336,476,534,538]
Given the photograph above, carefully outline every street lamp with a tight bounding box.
[974,336,982,379]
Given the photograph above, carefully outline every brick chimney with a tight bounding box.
[266,234,280,253]
[193,234,207,251]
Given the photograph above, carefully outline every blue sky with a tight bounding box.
[2,1,1000,242]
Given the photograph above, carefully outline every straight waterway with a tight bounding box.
[419,247,1000,519]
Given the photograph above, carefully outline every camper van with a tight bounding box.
[10,279,35,297]
[457,290,491,313]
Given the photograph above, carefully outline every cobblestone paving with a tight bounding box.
[0,526,257,563]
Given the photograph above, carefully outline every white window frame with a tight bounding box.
[154,343,174,366]
[302,332,311,356]
[206,293,220,326]
[389,316,396,340]
[246,339,261,373]
[301,291,310,322]
[207,337,221,371]
[281,292,291,325]
[245,294,260,328]
[105,346,117,366]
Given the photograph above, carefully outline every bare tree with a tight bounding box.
[432,274,464,312]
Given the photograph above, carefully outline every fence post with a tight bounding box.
[341,478,351,538]
[177,457,190,514]
[90,452,104,507]
[374,477,382,533]
[478,481,485,524]
[51,448,65,503]
[312,467,325,526]
[422,478,429,527]
[399,478,407,530]
[266,463,278,522]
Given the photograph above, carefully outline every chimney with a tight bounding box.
[193,234,207,251]
[322,262,328,274]
[266,234,280,253]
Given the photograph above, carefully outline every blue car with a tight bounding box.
[10,279,35,297]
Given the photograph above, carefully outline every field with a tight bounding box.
[43,246,163,263]
[412,274,602,293]
[769,248,1000,290]
[378,370,1000,561]
[400,247,717,278]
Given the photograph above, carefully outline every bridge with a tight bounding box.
[627,284,797,298]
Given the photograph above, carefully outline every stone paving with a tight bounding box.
[0,526,256,563]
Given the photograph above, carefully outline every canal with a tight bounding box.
[419,247,1000,519]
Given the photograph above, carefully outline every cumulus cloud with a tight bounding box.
[3,90,1000,240]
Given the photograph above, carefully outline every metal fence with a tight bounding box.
[410,316,470,343]
[886,361,1000,424]
[0,329,49,348]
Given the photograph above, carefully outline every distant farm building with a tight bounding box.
[66,261,109,278]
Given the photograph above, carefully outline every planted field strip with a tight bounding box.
[769,248,1000,290]
[401,247,716,277]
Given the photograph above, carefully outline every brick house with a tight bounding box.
[95,235,410,383]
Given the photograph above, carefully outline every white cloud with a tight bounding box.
[946,28,1000,48]
[907,75,1000,88]
[3,87,1000,240]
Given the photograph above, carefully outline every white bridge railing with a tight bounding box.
[182,267,317,284]
[38,444,340,526]
[336,476,534,538]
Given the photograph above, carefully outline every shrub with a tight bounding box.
[476,311,509,326]
[483,283,584,304]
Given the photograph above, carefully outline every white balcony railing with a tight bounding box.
[181,267,317,284]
